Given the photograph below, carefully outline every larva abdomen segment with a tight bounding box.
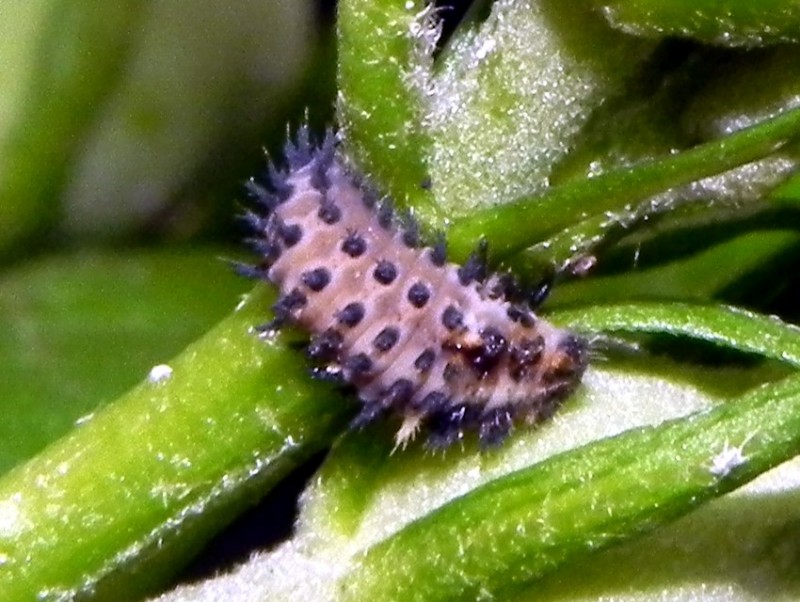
[243,132,587,449]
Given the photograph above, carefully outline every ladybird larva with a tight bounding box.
[238,129,588,448]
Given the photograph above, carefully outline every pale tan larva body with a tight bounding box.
[241,132,587,448]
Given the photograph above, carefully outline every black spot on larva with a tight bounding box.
[507,305,535,328]
[373,326,400,352]
[549,335,587,378]
[560,334,587,363]
[336,302,365,328]
[509,336,545,381]
[486,273,520,301]
[373,260,398,285]
[412,391,448,413]
[458,247,487,286]
[420,176,432,190]
[350,402,388,430]
[430,236,447,267]
[466,327,508,376]
[407,281,430,308]
[231,261,268,280]
[301,267,331,292]
[307,328,343,362]
[401,220,420,248]
[385,379,414,406]
[279,222,302,247]
[377,200,393,228]
[345,352,373,376]
[443,362,460,382]
[341,232,367,257]
[358,180,379,208]
[414,348,436,372]
[479,408,513,447]
[244,237,281,265]
[441,305,464,331]
[318,201,341,224]
[482,327,508,355]
[427,404,472,448]
[272,288,307,320]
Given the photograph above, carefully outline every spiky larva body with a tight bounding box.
[239,131,587,448]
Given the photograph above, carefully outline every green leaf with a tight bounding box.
[515,458,800,600]
[336,0,437,221]
[337,0,655,228]
[447,106,800,262]
[0,249,248,474]
[549,229,800,306]
[340,373,800,601]
[0,283,351,600]
[425,0,654,218]
[594,0,800,47]
[552,301,800,368]
[149,359,799,601]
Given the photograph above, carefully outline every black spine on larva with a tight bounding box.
[243,179,280,211]
[307,328,344,362]
[236,209,268,234]
[430,233,447,266]
[457,241,488,285]
[272,288,307,321]
[377,200,394,229]
[398,210,421,248]
[230,261,269,280]
[238,128,588,450]
[267,164,293,201]
[528,273,554,309]
[478,408,513,447]
[284,126,314,170]
[351,402,389,431]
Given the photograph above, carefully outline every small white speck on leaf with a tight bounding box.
[710,438,751,477]
[475,38,496,60]
[74,412,95,426]
[148,364,174,384]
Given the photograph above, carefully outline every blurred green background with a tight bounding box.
[0,0,336,474]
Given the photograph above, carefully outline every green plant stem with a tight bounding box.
[336,0,438,222]
[771,169,800,204]
[339,373,800,601]
[447,106,800,262]
[595,0,800,46]
[549,229,800,306]
[0,285,350,601]
[551,302,800,368]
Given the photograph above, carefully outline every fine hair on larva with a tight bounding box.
[236,128,588,449]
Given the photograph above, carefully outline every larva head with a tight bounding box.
[538,333,589,396]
